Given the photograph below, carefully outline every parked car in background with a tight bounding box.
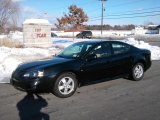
[51,32,58,37]
[76,31,92,39]
[11,40,151,98]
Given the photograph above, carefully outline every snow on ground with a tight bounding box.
[52,39,74,48]
[0,31,23,42]
[0,35,160,83]
[8,31,23,42]
[0,35,7,39]
[52,30,132,37]
[23,19,51,25]
[52,37,160,61]
[51,37,89,48]
[122,38,160,60]
[0,47,51,83]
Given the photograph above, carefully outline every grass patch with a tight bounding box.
[0,38,24,48]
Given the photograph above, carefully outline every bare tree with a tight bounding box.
[55,5,88,30]
[0,0,20,33]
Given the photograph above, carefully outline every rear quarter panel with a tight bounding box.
[131,47,151,71]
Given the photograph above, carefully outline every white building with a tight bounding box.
[23,19,52,47]
[134,25,160,35]
[134,26,146,35]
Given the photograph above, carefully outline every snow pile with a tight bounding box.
[52,30,132,37]
[52,37,160,60]
[0,57,21,83]
[52,38,90,49]
[8,31,23,42]
[0,47,51,83]
[0,35,7,39]
[0,47,50,57]
[123,38,160,60]
[0,37,160,83]
[0,31,23,42]
[52,39,74,48]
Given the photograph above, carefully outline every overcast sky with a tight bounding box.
[18,0,160,26]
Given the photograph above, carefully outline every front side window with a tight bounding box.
[89,43,111,58]
[112,43,130,55]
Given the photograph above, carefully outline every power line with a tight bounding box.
[106,10,160,17]
[107,13,160,19]
[87,0,147,16]
[89,13,160,21]
[93,10,160,18]
[108,6,160,14]
[90,6,160,19]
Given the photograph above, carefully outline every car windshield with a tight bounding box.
[57,42,93,59]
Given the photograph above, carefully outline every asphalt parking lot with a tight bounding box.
[0,61,160,120]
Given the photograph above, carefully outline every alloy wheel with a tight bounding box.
[58,77,75,95]
[133,64,144,79]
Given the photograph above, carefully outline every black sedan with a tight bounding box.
[11,40,151,98]
[76,31,92,39]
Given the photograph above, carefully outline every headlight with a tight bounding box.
[23,70,44,78]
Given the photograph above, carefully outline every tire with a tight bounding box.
[52,72,78,98]
[131,63,144,81]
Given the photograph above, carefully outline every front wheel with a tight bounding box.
[131,63,144,81]
[52,72,78,98]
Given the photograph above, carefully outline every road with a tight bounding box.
[0,61,160,120]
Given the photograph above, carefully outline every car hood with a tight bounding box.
[16,56,74,72]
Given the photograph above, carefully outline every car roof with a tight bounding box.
[82,31,91,32]
[77,40,126,45]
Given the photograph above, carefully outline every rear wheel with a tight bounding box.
[53,72,78,98]
[131,63,144,81]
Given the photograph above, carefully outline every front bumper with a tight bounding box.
[10,76,55,93]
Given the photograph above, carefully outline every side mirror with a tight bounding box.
[86,54,97,61]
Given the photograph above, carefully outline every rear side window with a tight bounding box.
[112,43,130,55]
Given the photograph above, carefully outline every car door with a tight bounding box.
[109,42,132,76]
[80,43,113,82]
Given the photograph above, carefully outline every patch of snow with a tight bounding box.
[0,35,7,39]
[0,37,160,83]
[0,57,22,83]
[52,30,132,37]
[52,37,89,48]
[52,39,74,48]
[8,31,23,42]
[23,19,51,25]
[0,47,52,83]
[51,37,160,61]
[123,38,160,60]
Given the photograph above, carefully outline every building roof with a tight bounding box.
[146,25,160,30]
[23,19,51,25]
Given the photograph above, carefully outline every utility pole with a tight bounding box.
[99,0,107,35]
